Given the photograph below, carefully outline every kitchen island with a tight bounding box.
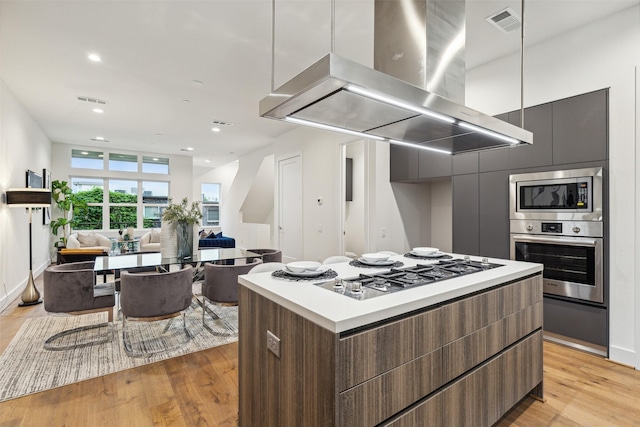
[238,254,544,427]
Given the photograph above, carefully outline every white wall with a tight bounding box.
[0,78,52,312]
[345,141,366,256]
[466,6,640,367]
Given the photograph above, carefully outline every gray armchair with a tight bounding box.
[43,261,115,350]
[202,259,262,335]
[247,248,282,264]
[120,264,193,357]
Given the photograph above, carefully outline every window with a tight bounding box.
[201,183,221,226]
[142,156,169,174]
[70,177,104,230]
[70,177,169,230]
[109,180,138,230]
[109,153,138,172]
[71,149,104,169]
[142,181,169,228]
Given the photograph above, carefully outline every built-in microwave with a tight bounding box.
[509,167,603,222]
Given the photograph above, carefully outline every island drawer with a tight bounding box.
[442,300,543,383]
[381,331,543,427]
[442,275,543,344]
[339,348,442,427]
[337,307,441,391]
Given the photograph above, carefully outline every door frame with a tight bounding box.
[339,139,372,257]
[275,152,303,261]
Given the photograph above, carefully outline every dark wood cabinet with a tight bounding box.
[452,174,479,256]
[552,89,608,165]
[239,274,543,427]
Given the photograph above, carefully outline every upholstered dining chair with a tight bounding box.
[119,264,193,357]
[43,261,116,350]
[322,255,353,265]
[248,262,286,274]
[202,259,262,335]
[247,248,282,263]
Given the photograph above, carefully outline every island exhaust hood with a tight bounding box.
[259,0,532,155]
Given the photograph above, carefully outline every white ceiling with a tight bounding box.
[1,1,636,168]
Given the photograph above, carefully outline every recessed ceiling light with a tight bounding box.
[211,127,220,132]
[88,53,101,62]
[180,147,195,152]
[192,80,204,86]
[81,151,89,155]
[93,108,104,114]
[205,159,211,163]
[155,133,164,136]
[91,137,109,142]
[95,136,104,141]
[183,99,190,103]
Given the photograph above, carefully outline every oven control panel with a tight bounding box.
[510,219,603,238]
[541,222,562,233]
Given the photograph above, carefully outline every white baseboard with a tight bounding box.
[608,345,638,369]
[0,259,50,314]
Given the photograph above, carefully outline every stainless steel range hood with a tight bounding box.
[259,0,532,154]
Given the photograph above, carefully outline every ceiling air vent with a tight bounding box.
[77,96,108,105]
[486,7,521,33]
[212,120,234,127]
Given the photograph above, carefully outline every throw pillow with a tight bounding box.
[149,228,161,243]
[77,231,98,247]
[206,231,217,239]
[216,231,223,238]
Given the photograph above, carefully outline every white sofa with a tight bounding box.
[139,229,161,252]
[67,232,111,252]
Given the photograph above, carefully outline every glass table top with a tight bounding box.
[94,248,261,271]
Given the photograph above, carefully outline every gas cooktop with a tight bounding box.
[315,258,503,300]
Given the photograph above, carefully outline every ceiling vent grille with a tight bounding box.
[486,7,521,33]
[212,120,234,127]
[77,96,108,105]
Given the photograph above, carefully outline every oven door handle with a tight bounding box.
[511,234,600,247]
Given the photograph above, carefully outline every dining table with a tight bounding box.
[93,247,262,278]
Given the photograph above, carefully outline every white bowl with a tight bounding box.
[412,247,439,256]
[286,261,321,273]
[361,253,390,263]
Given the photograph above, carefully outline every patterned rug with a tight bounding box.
[0,300,238,402]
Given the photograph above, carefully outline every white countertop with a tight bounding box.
[238,253,543,333]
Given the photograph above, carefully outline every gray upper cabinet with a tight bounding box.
[452,174,479,256]
[478,113,510,172]
[552,89,608,165]
[390,144,419,181]
[419,150,452,179]
[452,152,478,175]
[479,171,510,259]
[508,103,553,170]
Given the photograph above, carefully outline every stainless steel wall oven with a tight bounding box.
[509,167,604,304]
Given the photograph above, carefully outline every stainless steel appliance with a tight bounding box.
[509,167,604,303]
[315,258,503,300]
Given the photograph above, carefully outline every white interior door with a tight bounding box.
[278,155,303,262]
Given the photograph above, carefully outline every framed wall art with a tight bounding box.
[43,168,52,225]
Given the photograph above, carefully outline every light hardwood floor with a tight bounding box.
[1,277,640,426]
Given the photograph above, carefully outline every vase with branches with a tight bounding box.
[162,197,202,259]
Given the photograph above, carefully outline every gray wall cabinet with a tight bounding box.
[508,103,553,169]
[552,89,608,165]
[452,174,479,256]
[479,171,510,259]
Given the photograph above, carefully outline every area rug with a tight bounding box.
[0,301,238,402]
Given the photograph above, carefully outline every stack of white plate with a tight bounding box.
[357,253,395,266]
[285,261,327,277]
